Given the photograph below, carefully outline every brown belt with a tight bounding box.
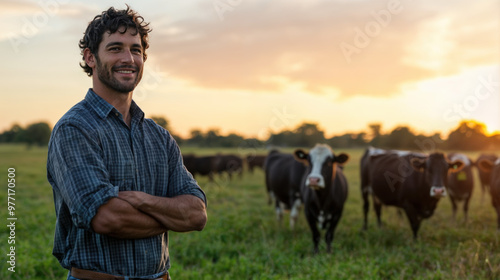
[71,267,170,280]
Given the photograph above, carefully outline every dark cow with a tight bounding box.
[447,153,474,222]
[365,152,464,238]
[264,150,305,229]
[213,154,243,179]
[477,156,500,230]
[294,144,349,254]
[182,155,216,181]
[360,147,424,230]
[477,153,497,202]
[246,154,266,173]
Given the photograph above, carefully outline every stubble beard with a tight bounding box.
[95,55,143,94]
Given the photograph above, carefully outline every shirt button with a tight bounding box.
[115,113,119,116]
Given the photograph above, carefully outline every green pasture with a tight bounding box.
[1,144,499,279]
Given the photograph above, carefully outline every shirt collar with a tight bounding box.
[85,89,145,122]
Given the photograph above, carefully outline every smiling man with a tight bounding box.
[47,6,207,280]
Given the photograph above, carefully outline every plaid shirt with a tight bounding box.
[47,89,206,278]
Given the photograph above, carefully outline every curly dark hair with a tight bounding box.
[79,5,152,76]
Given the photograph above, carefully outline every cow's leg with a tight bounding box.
[463,196,470,223]
[305,208,320,254]
[362,186,370,230]
[481,183,487,203]
[325,211,343,254]
[275,199,283,224]
[373,196,383,227]
[402,203,422,239]
[268,191,275,206]
[450,197,458,222]
[289,198,301,230]
[493,198,500,231]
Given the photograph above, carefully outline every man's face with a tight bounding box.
[94,27,144,94]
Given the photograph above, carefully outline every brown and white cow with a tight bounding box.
[366,151,464,238]
[447,152,474,222]
[477,156,500,230]
[294,144,349,254]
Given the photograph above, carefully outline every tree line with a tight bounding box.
[1,118,499,151]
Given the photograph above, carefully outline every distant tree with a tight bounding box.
[25,122,52,146]
[268,130,295,147]
[219,133,245,147]
[368,123,383,147]
[446,120,489,150]
[294,122,325,147]
[328,134,352,148]
[384,126,416,149]
[0,124,24,143]
[151,116,169,130]
[205,129,221,147]
[150,115,184,143]
[186,129,204,146]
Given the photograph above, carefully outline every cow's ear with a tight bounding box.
[334,153,349,165]
[294,149,309,165]
[478,159,494,172]
[448,160,464,173]
[410,157,426,172]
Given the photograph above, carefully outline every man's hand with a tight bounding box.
[119,191,207,232]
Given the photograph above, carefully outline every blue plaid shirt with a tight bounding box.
[47,89,206,278]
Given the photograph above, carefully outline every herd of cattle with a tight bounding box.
[183,146,500,253]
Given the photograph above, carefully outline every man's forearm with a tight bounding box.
[91,197,168,239]
[119,192,207,232]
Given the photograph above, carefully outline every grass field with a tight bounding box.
[1,144,500,279]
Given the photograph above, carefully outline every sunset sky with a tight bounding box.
[1,0,499,139]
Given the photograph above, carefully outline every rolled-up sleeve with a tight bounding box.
[48,122,118,231]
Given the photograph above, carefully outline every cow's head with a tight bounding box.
[410,152,464,198]
[477,157,500,175]
[294,144,349,190]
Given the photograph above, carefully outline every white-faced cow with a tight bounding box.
[294,144,349,254]
[447,153,474,222]
[476,153,497,202]
[477,156,500,230]
[366,152,464,238]
[264,150,305,229]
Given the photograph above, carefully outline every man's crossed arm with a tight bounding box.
[91,192,207,239]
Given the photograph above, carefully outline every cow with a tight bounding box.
[447,153,474,222]
[476,153,497,202]
[365,151,464,238]
[360,147,424,230]
[246,154,266,173]
[264,150,305,229]
[182,155,216,181]
[477,156,500,230]
[294,144,349,254]
[213,154,243,180]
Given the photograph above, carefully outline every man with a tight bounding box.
[47,6,207,280]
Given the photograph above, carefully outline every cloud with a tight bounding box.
[147,0,498,98]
